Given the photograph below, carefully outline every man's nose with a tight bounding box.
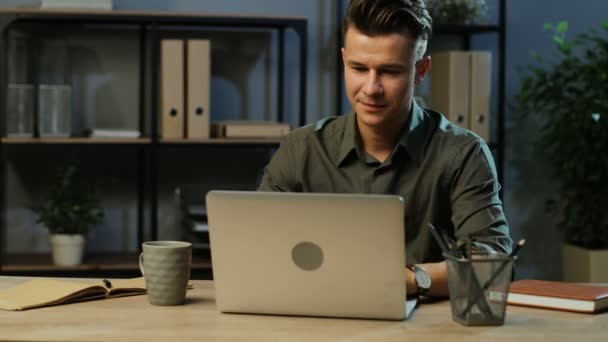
[363,71,383,96]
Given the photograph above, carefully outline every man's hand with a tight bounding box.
[405,260,449,297]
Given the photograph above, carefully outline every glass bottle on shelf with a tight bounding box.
[6,30,34,137]
[37,36,72,138]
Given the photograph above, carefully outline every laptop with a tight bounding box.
[206,190,415,320]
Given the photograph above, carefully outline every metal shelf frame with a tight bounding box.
[0,8,307,272]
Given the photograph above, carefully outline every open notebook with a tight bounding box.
[0,277,151,311]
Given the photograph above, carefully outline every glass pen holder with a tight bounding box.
[6,30,34,137]
[6,84,35,137]
[37,36,71,137]
[38,84,72,137]
[445,252,514,326]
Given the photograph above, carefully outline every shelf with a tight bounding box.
[0,8,307,29]
[0,137,281,145]
[160,138,282,145]
[433,24,501,35]
[0,8,307,277]
[1,137,152,144]
[0,253,211,272]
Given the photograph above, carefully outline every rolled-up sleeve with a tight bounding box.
[449,139,513,254]
[258,137,298,192]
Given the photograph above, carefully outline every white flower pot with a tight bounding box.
[49,234,85,266]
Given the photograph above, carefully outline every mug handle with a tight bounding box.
[139,252,145,277]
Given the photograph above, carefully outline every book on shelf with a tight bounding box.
[507,279,608,314]
[0,277,145,311]
[89,129,141,138]
[27,0,114,10]
[211,120,291,138]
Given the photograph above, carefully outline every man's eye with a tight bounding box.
[352,66,366,72]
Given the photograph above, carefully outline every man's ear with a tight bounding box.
[341,47,346,65]
[415,56,431,85]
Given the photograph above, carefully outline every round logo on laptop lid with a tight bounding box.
[291,241,323,271]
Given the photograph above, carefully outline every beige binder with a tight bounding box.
[186,39,211,139]
[160,39,184,139]
[430,51,471,129]
[469,52,492,142]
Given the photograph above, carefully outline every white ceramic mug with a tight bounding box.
[139,241,192,306]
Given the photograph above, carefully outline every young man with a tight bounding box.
[259,0,512,297]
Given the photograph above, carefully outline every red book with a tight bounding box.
[507,279,608,314]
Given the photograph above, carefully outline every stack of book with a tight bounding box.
[34,0,113,10]
[175,186,210,256]
[507,279,608,314]
[180,203,210,254]
[211,120,291,139]
[89,129,140,139]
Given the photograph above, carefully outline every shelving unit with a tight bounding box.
[0,8,307,278]
[335,0,506,190]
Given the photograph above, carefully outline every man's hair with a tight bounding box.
[343,0,433,60]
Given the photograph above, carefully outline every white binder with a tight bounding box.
[469,52,492,142]
[430,51,471,129]
[160,39,184,139]
[186,39,211,139]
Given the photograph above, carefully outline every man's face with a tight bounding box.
[342,27,429,131]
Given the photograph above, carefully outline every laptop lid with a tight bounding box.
[206,190,409,320]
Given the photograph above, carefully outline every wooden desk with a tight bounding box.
[0,277,606,341]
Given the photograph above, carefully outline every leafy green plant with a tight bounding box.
[32,162,104,235]
[513,20,608,249]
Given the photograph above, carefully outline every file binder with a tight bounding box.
[186,39,211,139]
[160,39,184,139]
[430,51,471,129]
[469,52,491,142]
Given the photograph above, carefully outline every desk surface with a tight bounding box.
[0,277,606,342]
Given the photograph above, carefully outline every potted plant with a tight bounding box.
[512,20,608,281]
[31,162,104,266]
[425,0,487,25]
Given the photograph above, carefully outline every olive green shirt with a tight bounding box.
[259,102,512,263]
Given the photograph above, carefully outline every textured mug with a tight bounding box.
[139,241,192,306]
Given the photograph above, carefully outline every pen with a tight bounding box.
[482,239,526,291]
[460,239,526,317]
[429,222,495,317]
[428,223,452,257]
[441,227,463,258]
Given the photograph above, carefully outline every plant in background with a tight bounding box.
[512,20,608,249]
[32,161,104,235]
[425,0,487,25]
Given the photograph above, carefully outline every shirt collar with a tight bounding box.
[401,100,428,166]
[336,100,428,167]
[336,113,360,166]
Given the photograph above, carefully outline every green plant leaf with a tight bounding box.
[602,20,608,30]
[556,21,569,33]
[553,35,565,47]
[543,23,554,31]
